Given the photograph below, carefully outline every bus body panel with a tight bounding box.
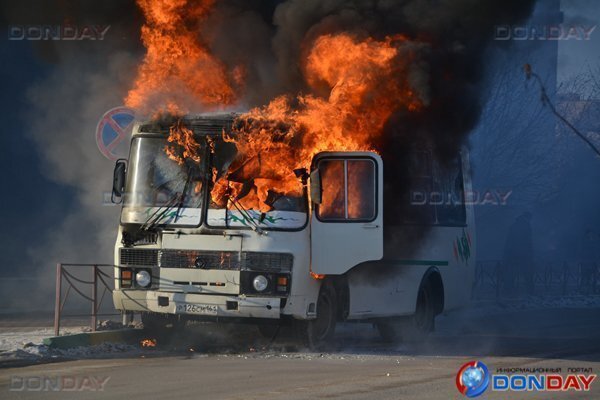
[310,152,384,275]
[113,227,321,320]
[344,147,476,319]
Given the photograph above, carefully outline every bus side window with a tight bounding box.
[403,151,436,224]
[434,156,466,225]
[317,158,377,221]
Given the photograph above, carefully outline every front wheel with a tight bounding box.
[297,281,337,350]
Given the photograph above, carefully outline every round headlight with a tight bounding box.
[135,270,151,287]
[252,275,269,292]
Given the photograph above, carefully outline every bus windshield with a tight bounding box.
[122,134,307,230]
[121,137,205,226]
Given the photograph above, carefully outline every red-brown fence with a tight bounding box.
[53,263,117,336]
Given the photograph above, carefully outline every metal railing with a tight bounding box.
[53,263,117,336]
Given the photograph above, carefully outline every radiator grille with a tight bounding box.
[119,249,293,272]
[119,248,159,266]
[242,252,293,272]
[160,250,241,270]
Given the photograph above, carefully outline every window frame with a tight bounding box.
[402,150,467,228]
[315,156,379,223]
[120,135,208,229]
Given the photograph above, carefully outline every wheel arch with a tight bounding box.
[325,275,349,321]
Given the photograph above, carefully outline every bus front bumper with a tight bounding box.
[113,289,281,319]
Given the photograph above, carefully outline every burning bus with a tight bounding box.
[111,112,475,348]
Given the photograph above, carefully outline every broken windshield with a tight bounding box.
[206,138,307,230]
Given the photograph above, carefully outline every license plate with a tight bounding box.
[176,303,218,315]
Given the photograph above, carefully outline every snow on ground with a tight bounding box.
[0,324,143,365]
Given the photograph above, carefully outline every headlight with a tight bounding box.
[252,275,268,292]
[135,270,151,288]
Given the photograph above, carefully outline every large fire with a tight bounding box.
[125,0,241,115]
[215,33,421,211]
[128,0,422,213]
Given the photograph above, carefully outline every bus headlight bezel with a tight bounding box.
[252,274,269,292]
[241,272,290,296]
[135,270,152,288]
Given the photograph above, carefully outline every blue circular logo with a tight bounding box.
[456,361,490,398]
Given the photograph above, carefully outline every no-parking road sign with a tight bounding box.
[96,106,135,160]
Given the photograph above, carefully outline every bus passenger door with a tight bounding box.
[310,152,383,275]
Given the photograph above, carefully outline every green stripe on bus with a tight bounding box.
[396,259,449,266]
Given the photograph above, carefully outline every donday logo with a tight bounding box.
[456,361,596,396]
[456,361,490,398]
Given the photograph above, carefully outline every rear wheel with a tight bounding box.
[298,282,337,349]
[414,281,435,332]
[403,281,435,341]
[376,281,436,343]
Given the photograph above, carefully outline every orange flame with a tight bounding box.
[130,2,422,213]
[165,120,201,165]
[214,33,421,212]
[126,0,241,115]
[140,338,157,347]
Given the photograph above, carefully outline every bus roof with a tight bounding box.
[137,112,240,136]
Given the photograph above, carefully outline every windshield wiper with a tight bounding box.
[142,165,196,231]
[225,187,265,235]
[140,194,181,231]
[174,165,194,223]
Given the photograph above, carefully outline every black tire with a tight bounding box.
[298,282,337,350]
[414,281,435,332]
[376,281,435,343]
[403,281,435,341]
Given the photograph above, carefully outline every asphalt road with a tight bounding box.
[1,308,600,399]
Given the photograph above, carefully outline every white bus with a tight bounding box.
[111,113,475,347]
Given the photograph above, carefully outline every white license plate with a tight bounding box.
[176,303,218,315]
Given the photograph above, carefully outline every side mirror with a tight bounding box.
[112,159,127,204]
[309,168,322,204]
